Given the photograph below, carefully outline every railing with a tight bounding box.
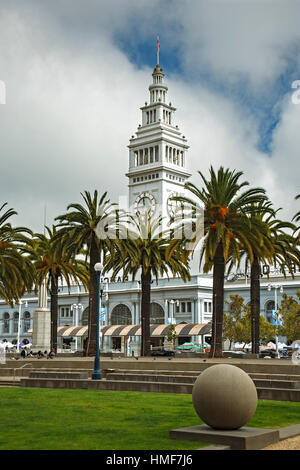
[13,362,33,382]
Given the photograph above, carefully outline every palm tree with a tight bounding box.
[293,194,300,223]
[229,201,299,354]
[29,226,89,352]
[104,213,191,356]
[0,203,34,305]
[169,166,268,357]
[55,191,119,355]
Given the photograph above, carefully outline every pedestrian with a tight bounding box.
[20,348,26,359]
[47,348,55,359]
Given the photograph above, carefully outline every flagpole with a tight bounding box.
[157,35,160,65]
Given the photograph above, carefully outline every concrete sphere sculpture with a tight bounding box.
[192,364,258,430]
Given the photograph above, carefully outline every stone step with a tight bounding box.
[3,363,300,387]
[106,368,200,376]
[106,373,196,384]
[3,358,300,377]
[0,379,21,387]
[253,379,300,390]
[0,367,94,378]
[250,372,300,381]
[20,377,194,394]
[19,377,300,401]
[106,372,300,390]
[28,371,89,380]
[256,387,300,402]
[102,368,300,381]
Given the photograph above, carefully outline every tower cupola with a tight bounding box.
[149,64,168,104]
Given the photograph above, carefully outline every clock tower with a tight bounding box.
[126,60,191,227]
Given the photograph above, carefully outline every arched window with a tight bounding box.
[150,302,164,324]
[3,313,9,333]
[24,312,31,332]
[265,301,275,323]
[111,304,131,325]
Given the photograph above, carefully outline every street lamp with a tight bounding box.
[92,262,103,380]
[267,283,283,359]
[100,282,108,350]
[71,303,83,351]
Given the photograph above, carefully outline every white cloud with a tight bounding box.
[0,7,152,230]
[170,0,300,89]
[270,92,300,219]
[0,0,299,239]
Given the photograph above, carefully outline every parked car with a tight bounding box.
[175,342,201,352]
[151,349,176,357]
[259,349,277,358]
[223,350,246,355]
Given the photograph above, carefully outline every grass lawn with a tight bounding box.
[0,388,300,450]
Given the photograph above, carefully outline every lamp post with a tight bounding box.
[92,262,103,380]
[17,299,28,353]
[100,282,109,350]
[267,283,283,359]
[71,303,83,351]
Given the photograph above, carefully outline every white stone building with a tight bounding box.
[1,61,299,353]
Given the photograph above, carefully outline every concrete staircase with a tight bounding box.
[18,368,300,401]
[1,358,300,401]
[102,370,300,401]
[0,378,21,387]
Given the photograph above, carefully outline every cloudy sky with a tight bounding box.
[1,0,300,234]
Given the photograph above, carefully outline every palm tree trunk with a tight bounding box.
[86,234,100,356]
[210,242,225,358]
[50,273,58,354]
[251,255,260,354]
[141,270,151,357]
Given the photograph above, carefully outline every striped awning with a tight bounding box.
[56,323,211,338]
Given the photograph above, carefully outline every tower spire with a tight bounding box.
[157,35,160,65]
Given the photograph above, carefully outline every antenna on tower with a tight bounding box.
[157,35,160,65]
